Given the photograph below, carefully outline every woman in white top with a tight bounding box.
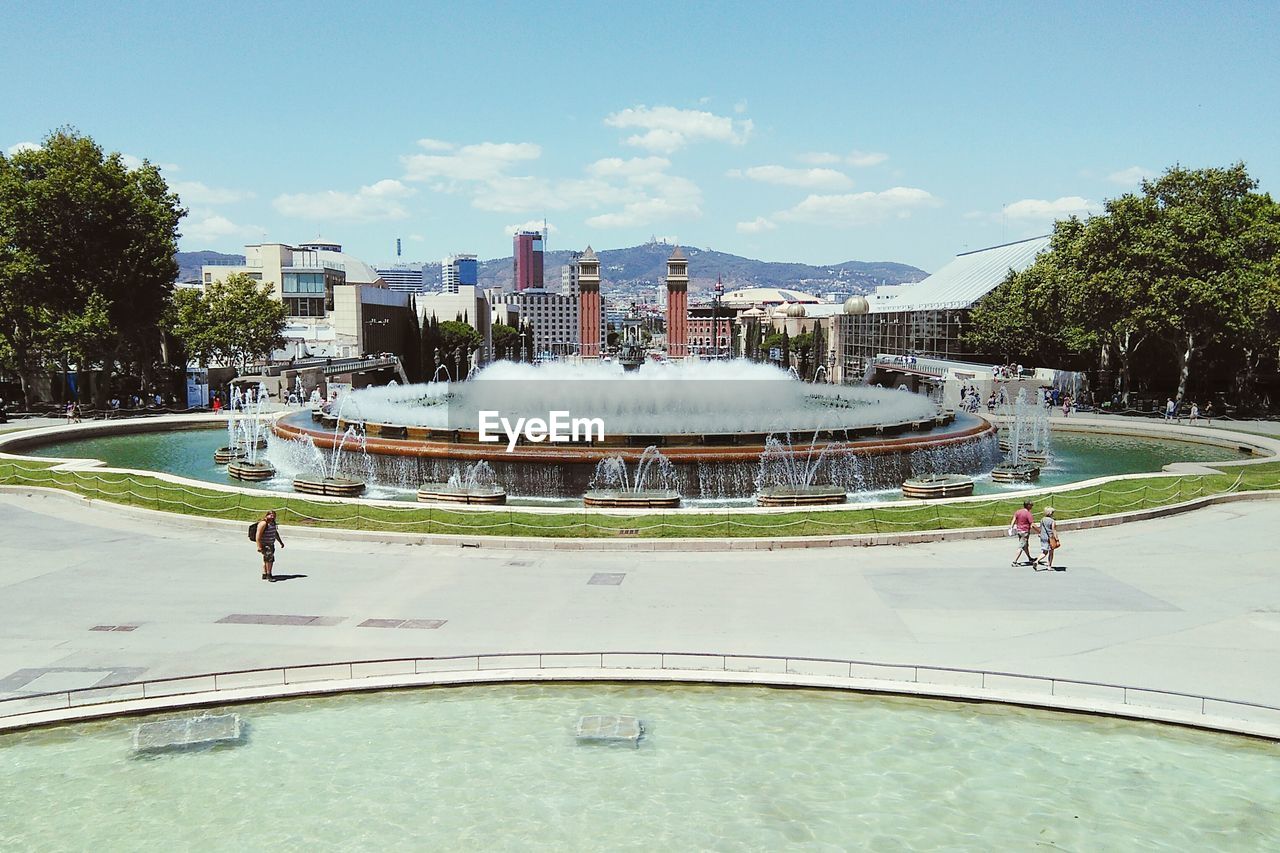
[1035,507,1058,570]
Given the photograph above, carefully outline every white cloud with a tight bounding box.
[732,165,854,190]
[846,149,888,167]
[585,170,702,229]
[409,234,426,242]
[273,179,415,222]
[586,156,672,179]
[184,212,263,244]
[734,99,748,114]
[736,216,777,234]
[6,141,40,156]
[502,219,558,238]
[1003,196,1098,221]
[402,141,541,184]
[797,149,887,168]
[776,187,941,225]
[1107,166,1154,185]
[415,138,455,151]
[120,153,145,170]
[172,181,255,205]
[604,104,753,153]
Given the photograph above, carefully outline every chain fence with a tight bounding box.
[1,459,1276,539]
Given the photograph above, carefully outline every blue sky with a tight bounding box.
[3,0,1277,272]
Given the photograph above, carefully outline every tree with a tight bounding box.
[491,322,518,359]
[0,128,185,404]
[165,273,286,370]
[438,319,482,355]
[966,163,1280,405]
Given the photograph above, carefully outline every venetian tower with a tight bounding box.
[577,246,602,358]
[664,246,689,358]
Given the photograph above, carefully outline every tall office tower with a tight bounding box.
[441,253,478,293]
[561,251,582,296]
[664,246,689,358]
[376,263,428,293]
[513,230,544,291]
[577,246,602,358]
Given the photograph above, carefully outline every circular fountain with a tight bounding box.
[221,385,276,481]
[901,474,975,499]
[270,361,999,501]
[417,461,507,504]
[583,448,681,507]
[289,415,367,497]
[991,389,1048,482]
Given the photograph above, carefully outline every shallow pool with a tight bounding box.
[0,684,1276,849]
[22,426,1252,506]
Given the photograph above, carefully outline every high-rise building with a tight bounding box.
[442,254,478,293]
[664,246,689,358]
[376,263,428,294]
[513,230,544,291]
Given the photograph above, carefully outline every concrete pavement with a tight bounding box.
[1,489,1277,710]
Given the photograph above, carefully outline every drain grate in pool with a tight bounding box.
[133,713,243,754]
[575,714,643,747]
[216,614,344,626]
[588,573,626,586]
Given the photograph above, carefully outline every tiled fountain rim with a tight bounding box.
[0,412,1276,519]
[2,652,1278,741]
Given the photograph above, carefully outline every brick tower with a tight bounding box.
[665,246,689,359]
[577,246,601,358]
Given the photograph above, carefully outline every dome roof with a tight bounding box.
[784,303,807,318]
[721,287,820,308]
[313,249,383,286]
[843,295,870,315]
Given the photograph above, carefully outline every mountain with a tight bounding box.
[460,241,927,296]
[176,250,244,283]
[175,242,927,296]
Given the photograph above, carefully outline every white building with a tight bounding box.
[487,287,582,359]
[376,263,428,293]
[201,239,405,359]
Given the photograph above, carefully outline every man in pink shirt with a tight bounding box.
[1011,499,1037,567]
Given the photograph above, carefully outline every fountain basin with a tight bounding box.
[756,486,848,506]
[417,483,507,505]
[901,474,975,499]
[583,490,681,508]
[292,476,367,497]
[227,460,276,481]
[212,446,246,464]
[991,463,1041,483]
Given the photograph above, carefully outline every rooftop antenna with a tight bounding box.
[396,237,402,258]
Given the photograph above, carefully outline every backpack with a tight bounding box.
[248,521,260,542]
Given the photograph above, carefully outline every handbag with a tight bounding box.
[1050,534,1061,549]
[1007,523,1017,537]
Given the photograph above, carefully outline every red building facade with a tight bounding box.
[664,247,689,358]
[513,230,544,291]
[577,247,602,358]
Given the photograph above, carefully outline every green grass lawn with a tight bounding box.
[4,457,1277,540]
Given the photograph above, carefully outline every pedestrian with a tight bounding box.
[254,510,285,582]
[1034,507,1059,570]
[212,395,222,413]
[1062,394,1072,417]
[1189,402,1200,424]
[1010,499,1037,567]
[1205,401,1215,425]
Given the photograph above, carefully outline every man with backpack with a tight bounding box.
[251,510,285,582]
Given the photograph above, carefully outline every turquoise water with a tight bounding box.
[23,427,1251,505]
[0,684,1276,850]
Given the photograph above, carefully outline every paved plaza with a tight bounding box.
[1,488,1277,708]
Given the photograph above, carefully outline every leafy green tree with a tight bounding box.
[0,128,184,404]
[165,273,286,370]
[491,322,519,359]
[438,320,482,357]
